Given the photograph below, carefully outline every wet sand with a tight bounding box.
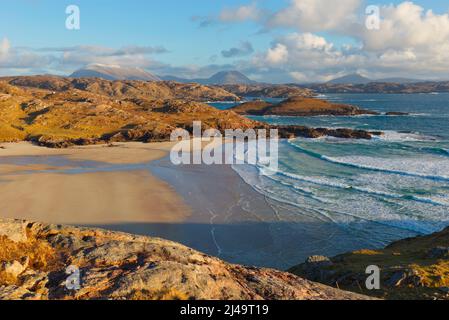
[0,142,190,224]
[0,141,175,164]
[147,158,283,268]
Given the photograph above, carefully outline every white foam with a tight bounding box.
[375,131,438,142]
[322,155,449,181]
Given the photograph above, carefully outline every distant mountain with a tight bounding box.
[327,73,423,85]
[160,71,257,85]
[207,71,256,85]
[70,64,161,81]
[374,77,421,84]
[327,74,372,85]
[160,75,193,83]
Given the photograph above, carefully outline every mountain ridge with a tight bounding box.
[161,70,257,85]
[70,64,161,81]
[327,73,422,85]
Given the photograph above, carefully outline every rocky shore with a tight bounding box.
[0,219,370,300]
[290,226,449,300]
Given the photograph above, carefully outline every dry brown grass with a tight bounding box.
[0,236,63,286]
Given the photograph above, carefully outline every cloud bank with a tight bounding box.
[2,1,449,82]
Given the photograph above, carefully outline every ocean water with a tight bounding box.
[214,93,449,251]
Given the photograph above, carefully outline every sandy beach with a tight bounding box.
[0,141,191,224]
[0,140,289,268]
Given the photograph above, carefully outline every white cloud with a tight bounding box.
[0,42,169,75]
[283,33,333,51]
[266,44,289,64]
[219,3,263,22]
[222,1,449,81]
[289,71,308,82]
[360,2,449,52]
[0,38,10,56]
[4,1,449,82]
[269,0,361,32]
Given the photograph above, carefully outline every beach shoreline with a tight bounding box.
[0,141,291,268]
[0,141,191,225]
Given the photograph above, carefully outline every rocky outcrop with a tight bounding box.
[231,97,378,117]
[278,126,379,140]
[0,220,371,300]
[289,226,449,300]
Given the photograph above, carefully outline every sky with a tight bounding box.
[1,0,449,83]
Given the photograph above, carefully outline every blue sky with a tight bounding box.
[1,0,449,82]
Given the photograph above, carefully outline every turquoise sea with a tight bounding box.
[212,93,449,250]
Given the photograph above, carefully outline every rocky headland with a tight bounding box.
[0,219,370,300]
[290,226,449,300]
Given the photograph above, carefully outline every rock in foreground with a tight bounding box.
[289,226,449,300]
[0,219,370,300]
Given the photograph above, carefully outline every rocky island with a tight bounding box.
[230,96,379,117]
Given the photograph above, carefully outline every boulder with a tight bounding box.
[2,257,29,278]
[385,269,424,288]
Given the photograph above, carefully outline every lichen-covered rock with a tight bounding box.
[0,219,371,300]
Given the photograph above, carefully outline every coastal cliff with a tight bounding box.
[0,219,370,300]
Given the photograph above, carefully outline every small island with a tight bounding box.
[230,96,409,117]
[230,96,379,117]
